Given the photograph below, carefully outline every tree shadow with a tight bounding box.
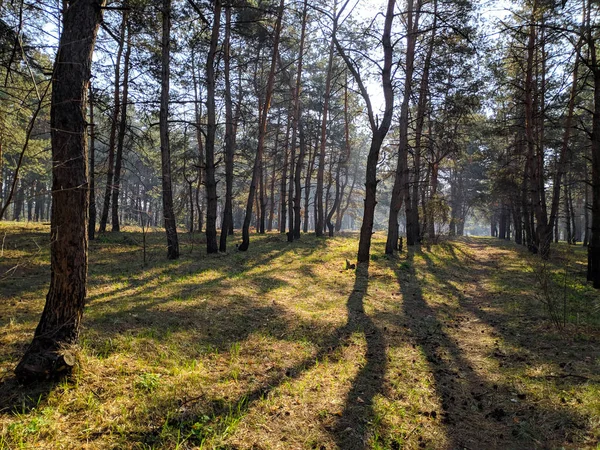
[422,240,600,375]
[331,262,387,450]
[0,233,331,424]
[391,246,590,449]
[0,376,58,416]
[130,263,386,449]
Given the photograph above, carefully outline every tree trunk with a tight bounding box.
[259,163,266,234]
[316,12,337,238]
[205,0,221,253]
[427,162,438,240]
[337,162,357,232]
[584,164,590,246]
[568,181,577,243]
[160,0,179,259]
[280,115,289,234]
[220,5,234,251]
[410,0,435,243]
[326,155,342,236]
[111,15,131,232]
[14,181,23,220]
[565,180,572,244]
[191,49,204,235]
[588,48,600,287]
[294,120,306,238]
[239,0,285,251]
[27,182,34,221]
[15,0,103,383]
[335,0,396,262]
[386,0,419,253]
[88,84,96,240]
[304,133,317,233]
[99,12,126,233]
[268,121,280,233]
[333,73,352,234]
[183,159,196,233]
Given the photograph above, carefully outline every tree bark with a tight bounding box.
[88,84,96,240]
[239,0,285,251]
[386,0,419,253]
[219,5,234,251]
[410,0,435,242]
[259,162,266,233]
[280,113,289,234]
[335,0,396,262]
[316,9,337,238]
[287,0,309,239]
[160,0,179,259]
[191,48,204,234]
[111,15,131,232]
[303,134,316,233]
[294,120,306,238]
[15,0,103,383]
[588,11,600,286]
[99,12,126,233]
[205,0,221,253]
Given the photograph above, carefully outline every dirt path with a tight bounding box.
[394,238,599,449]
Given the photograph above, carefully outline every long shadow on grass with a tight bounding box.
[419,241,599,446]
[331,262,387,450]
[134,263,385,449]
[425,240,600,376]
[0,234,328,420]
[392,246,588,449]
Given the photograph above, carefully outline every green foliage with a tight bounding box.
[135,373,161,392]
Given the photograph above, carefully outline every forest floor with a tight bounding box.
[1,222,600,449]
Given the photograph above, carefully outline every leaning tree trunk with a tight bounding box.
[335,0,396,262]
[239,0,284,251]
[15,0,103,383]
[160,0,179,259]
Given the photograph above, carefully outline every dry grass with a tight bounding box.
[0,222,599,449]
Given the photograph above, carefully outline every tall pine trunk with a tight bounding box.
[205,0,221,253]
[219,5,234,251]
[88,84,96,240]
[160,0,179,259]
[239,0,285,251]
[111,16,131,232]
[15,0,103,382]
[316,14,336,238]
[99,13,126,232]
[588,23,600,287]
[386,0,419,253]
[335,0,396,262]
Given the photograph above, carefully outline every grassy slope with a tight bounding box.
[0,222,599,449]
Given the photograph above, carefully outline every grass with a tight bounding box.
[0,222,599,449]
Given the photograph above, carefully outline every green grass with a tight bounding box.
[0,222,599,449]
